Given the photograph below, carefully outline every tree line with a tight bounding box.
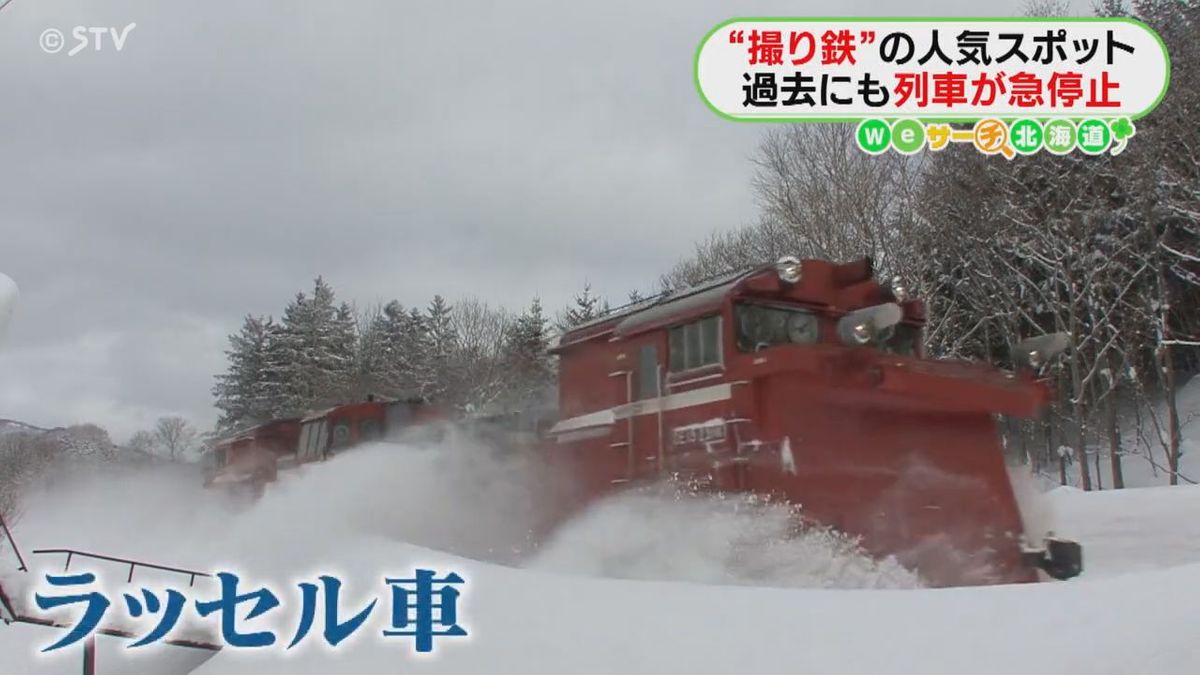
[661,0,1198,488]
[211,1,1196,490]
[211,278,578,432]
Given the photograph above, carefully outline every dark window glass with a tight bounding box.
[700,316,720,365]
[685,322,701,369]
[636,345,659,400]
[668,315,723,372]
[734,303,819,352]
[669,326,685,371]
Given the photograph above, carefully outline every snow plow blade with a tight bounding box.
[744,403,1033,584]
[1023,537,1084,581]
[742,351,1081,586]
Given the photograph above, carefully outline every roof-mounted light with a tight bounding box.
[836,302,903,347]
[890,276,911,303]
[776,256,802,284]
[850,323,872,345]
[1012,332,1070,371]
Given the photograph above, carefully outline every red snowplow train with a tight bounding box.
[204,257,1081,587]
[205,398,447,497]
[543,257,1080,587]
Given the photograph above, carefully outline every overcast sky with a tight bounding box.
[0,0,1034,440]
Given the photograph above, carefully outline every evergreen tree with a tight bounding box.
[274,291,314,415]
[351,304,388,401]
[504,297,553,408]
[369,300,422,398]
[273,277,354,416]
[331,301,359,400]
[404,306,434,398]
[424,295,457,402]
[212,315,278,430]
[257,317,289,419]
[562,281,599,328]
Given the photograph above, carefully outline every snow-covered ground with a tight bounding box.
[3,432,1200,674]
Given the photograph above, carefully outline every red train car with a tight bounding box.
[289,398,447,467]
[207,398,447,492]
[544,257,1080,587]
[205,418,301,495]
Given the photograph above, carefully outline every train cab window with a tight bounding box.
[635,344,660,400]
[735,303,819,352]
[330,419,352,449]
[669,315,721,372]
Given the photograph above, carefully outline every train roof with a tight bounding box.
[300,402,377,423]
[217,417,301,444]
[554,264,770,351]
[297,396,432,423]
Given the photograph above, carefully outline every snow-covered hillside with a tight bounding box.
[0,419,46,436]
[2,434,1200,674]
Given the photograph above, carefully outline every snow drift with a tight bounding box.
[4,430,921,590]
[4,430,1200,673]
[529,484,921,589]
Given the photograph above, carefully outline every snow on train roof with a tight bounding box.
[300,407,341,423]
[217,417,302,443]
[557,265,766,348]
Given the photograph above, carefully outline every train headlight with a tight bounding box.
[1027,349,1044,369]
[837,303,902,348]
[851,323,872,344]
[776,256,802,284]
[890,276,910,303]
[1012,333,1070,371]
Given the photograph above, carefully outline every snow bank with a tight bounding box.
[530,484,921,589]
[1048,482,1200,578]
[193,483,1200,675]
[4,433,1200,673]
[193,548,1200,675]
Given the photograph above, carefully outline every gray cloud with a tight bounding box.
[0,0,1033,439]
